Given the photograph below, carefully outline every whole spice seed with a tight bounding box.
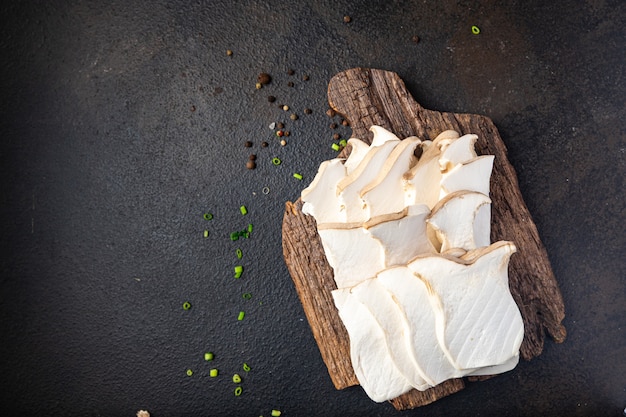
[302,74,309,81]
[287,69,295,75]
[246,160,256,170]
[333,133,341,140]
[341,119,349,126]
[261,141,268,147]
[282,105,289,111]
[284,131,290,137]
[244,141,253,147]
[255,82,262,90]
[330,122,337,129]
[290,113,298,121]
[276,130,284,137]
[287,81,294,87]
[226,49,233,56]
[412,35,420,43]
[277,122,284,129]
[257,72,272,85]
[326,108,336,117]
[249,154,256,161]
[304,108,312,114]
[343,15,351,23]
[268,95,276,103]
[280,139,287,146]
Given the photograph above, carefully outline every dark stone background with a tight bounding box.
[1,1,624,416]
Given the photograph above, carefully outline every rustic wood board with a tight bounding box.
[282,68,566,410]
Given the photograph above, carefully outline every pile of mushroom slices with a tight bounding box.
[301,126,524,402]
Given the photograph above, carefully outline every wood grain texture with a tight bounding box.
[282,68,566,410]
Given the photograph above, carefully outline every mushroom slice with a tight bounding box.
[344,138,370,174]
[439,133,479,171]
[336,139,400,223]
[407,241,524,370]
[317,226,385,288]
[332,288,413,402]
[466,354,519,376]
[440,155,494,197]
[376,266,468,386]
[427,191,492,252]
[366,204,434,267]
[360,136,421,218]
[351,278,431,391]
[301,158,346,224]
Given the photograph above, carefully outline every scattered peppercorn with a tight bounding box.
[290,113,298,121]
[330,122,337,129]
[280,139,287,146]
[287,69,295,75]
[412,35,420,44]
[282,105,289,111]
[302,74,309,81]
[304,108,312,114]
[249,154,256,161]
[343,15,352,23]
[277,122,284,129]
[287,81,294,87]
[244,141,253,148]
[284,131,290,137]
[268,95,276,103]
[257,72,272,85]
[333,133,341,140]
[246,160,256,169]
[255,82,262,89]
[226,49,233,56]
[342,119,349,126]
[326,108,336,117]
[190,105,196,112]
[261,141,268,147]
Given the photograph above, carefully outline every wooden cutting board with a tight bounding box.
[281,68,566,410]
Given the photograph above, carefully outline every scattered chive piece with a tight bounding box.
[182,301,192,310]
[238,311,245,321]
[272,157,281,165]
[203,230,209,238]
[210,368,218,377]
[293,173,303,180]
[271,410,281,416]
[331,143,340,151]
[339,139,347,147]
[243,362,251,372]
[240,205,248,215]
[472,25,480,34]
[204,352,214,361]
[247,223,253,233]
[236,248,243,259]
[234,265,244,278]
[230,232,239,241]
[232,373,242,383]
[242,292,252,300]
[186,369,193,377]
[203,212,213,220]
[234,386,243,396]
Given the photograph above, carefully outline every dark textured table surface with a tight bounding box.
[1,1,624,416]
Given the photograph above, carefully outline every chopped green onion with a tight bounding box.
[182,301,192,310]
[204,352,214,361]
[203,212,213,220]
[331,143,340,151]
[472,25,480,35]
[243,362,251,372]
[242,292,252,300]
[272,157,281,165]
[247,223,253,233]
[203,230,209,238]
[237,311,245,321]
[271,410,281,416]
[236,248,243,259]
[210,368,218,377]
[230,231,239,241]
[232,373,242,383]
[186,369,193,377]
[234,386,243,396]
[339,139,347,147]
[240,205,248,215]
[234,265,243,278]
[293,173,303,180]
